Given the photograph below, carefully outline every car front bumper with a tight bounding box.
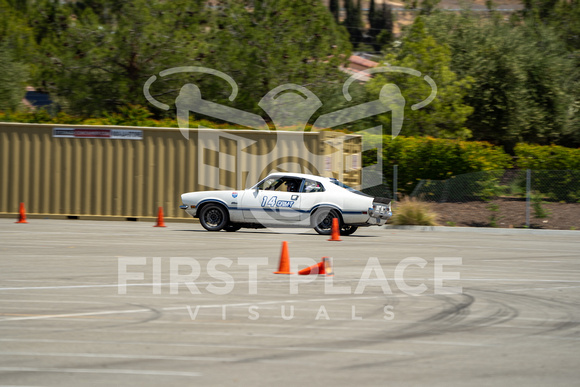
[180,204,197,217]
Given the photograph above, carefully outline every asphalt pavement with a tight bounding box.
[0,219,579,386]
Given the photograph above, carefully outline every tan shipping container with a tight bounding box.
[0,123,361,221]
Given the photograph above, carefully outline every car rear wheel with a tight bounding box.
[312,208,341,235]
[340,225,358,236]
[199,204,229,231]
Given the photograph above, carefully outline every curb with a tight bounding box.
[384,225,579,236]
[0,213,197,223]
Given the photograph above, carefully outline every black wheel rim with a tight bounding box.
[205,208,223,227]
[320,213,334,230]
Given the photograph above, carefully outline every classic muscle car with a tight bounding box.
[180,172,392,235]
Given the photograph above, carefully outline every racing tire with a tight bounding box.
[224,223,242,232]
[340,225,358,236]
[312,208,341,235]
[199,203,229,231]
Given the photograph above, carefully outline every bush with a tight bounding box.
[362,136,513,196]
[515,144,580,170]
[515,144,580,202]
[532,193,551,219]
[390,197,439,226]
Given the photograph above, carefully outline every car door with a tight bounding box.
[240,176,302,223]
[298,178,327,221]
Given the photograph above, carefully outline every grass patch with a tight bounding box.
[391,197,439,226]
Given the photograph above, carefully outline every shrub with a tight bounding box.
[390,197,439,226]
[515,144,580,170]
[532,193,551,219]
[515,144,580,202]
[362,136,513,196]
[486,201,503,227]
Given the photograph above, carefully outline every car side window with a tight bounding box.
[258,178,282,191]
[283,179,301,192]
[301,179,324,193]
[258,177,302,192]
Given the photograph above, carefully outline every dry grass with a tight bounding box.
[390,197,439,226]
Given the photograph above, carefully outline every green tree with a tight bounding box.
[0,0,34,111]
[0,0,36,60]
[366,18,474,139]
[0,44,28,111]
[523,0,561,20]
[423,12,579,149]
[369,1,394,51]
[329,0,340,23]
[551,0,580,51]
[420,0,442,15]
[32,0,211,116]
[519,0,580,53]
[206,0,352,121]
[368,0,376,27]
[402,0,441,13]
[343,0,363,47]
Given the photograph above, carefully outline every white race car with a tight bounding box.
[179,172,392,235]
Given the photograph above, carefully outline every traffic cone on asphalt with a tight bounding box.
[298,261,322,275]
[328,217,342,241]
[154,207,167,227]
[15,202,28,224]
[274,241,294,274]
[298,257,334,277]
[321,256,334,276]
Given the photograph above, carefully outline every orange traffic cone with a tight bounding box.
[154,207,167,227]
[298,257,334,276]
[321,256,334,276]
[328,217,342,241]
[274,241,294,274]
[15,202,28,224]
[298,261,323,275]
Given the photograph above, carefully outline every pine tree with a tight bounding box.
[368,0,376,29]
[32,0,212,116]
[369,2,394,51]
[329,0,340,23]
[343,0,363,47]
[203,0,352,118]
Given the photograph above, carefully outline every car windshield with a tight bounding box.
[329,178,371,197]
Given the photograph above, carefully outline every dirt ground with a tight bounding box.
[425,199,580,230]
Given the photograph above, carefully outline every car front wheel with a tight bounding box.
[199,204,229,231]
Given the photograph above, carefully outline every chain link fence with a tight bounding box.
[411,170,580,204]
[361,169,580,204]
[408,169,580,227]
